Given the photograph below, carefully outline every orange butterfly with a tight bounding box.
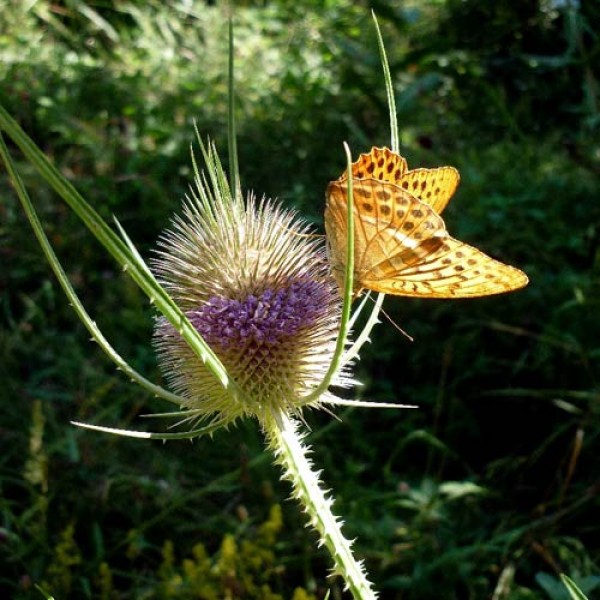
[324,147,528,298]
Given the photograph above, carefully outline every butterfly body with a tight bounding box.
[325,147,528,299]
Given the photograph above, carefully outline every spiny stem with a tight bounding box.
[262,409,377,600]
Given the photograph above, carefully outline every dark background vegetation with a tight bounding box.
[1,1,599,598]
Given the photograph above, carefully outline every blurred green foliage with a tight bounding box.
[1,0,599,598]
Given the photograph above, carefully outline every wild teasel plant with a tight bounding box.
[0,16,411,599]
[0,122,407,597]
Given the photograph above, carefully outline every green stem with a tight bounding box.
[262,410,377,600]
[300,142,356,403]
[0,104,238,398]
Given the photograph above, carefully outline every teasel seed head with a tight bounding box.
[153,152,351,428]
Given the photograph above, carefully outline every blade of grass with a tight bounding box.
[561,575,590,600]
[343,12,398,362]
[372,10,399,153]
[228,18,240,198]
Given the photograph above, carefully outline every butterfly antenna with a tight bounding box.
[376,301,414,342]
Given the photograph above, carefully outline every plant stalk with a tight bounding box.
[262,409,377,600]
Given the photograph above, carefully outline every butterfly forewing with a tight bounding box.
[363,236,529,298]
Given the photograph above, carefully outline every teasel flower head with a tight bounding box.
[152,143,352,429]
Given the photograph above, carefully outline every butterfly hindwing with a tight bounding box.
[326,178,448,288]
[339,147,408,184]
